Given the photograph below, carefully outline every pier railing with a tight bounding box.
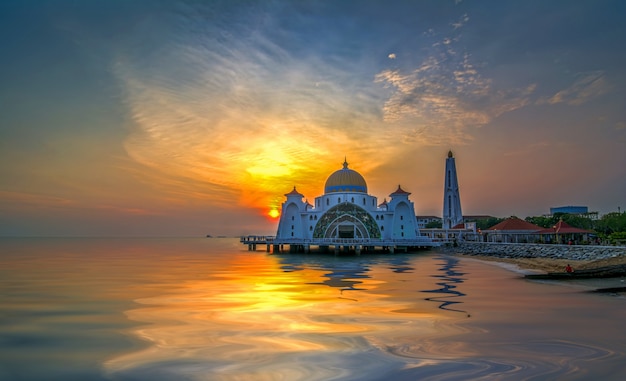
[240,235,275,244]
[241,236,437,246]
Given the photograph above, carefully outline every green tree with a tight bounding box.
[474,217,505,231]
[595,212,626,234]
[525,213,594,230]
[560,214,594,230]
[425,220,442,228]
[525,216,554,228]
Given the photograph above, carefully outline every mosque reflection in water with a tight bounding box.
[421,256,469,317]
[275,253,468,315]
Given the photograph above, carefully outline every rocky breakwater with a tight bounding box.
[438,242,626,261]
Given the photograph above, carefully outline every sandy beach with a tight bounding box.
[450,251,626,293]
[453,252,626,273]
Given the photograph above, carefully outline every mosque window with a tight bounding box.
[309,226,313,231]
[291,216,294,221]
[314,215,317,220]
[381,215,384,220]
[326,199,329,206]
[291,232,294,237]
[351,197,354,203]
[400,216,404,220]
[401,225,404,230]
[291,225,294,230]
[363,198,366,205]
[376,215,379,220]
[309,215,313,220]
[337,197,341,204]
[381,226,384,231]
[401,232,404,237]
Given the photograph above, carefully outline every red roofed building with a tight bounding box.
[536,219,593,244]
[487,217,543,232]
[484,217,543,243]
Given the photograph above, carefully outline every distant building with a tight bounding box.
[548,205,598,220]
[416,216,441,229]
[463,215,496,222]
[550,206,588,215]
[442,151,463,229]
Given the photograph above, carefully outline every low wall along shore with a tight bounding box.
[439,242,626,261]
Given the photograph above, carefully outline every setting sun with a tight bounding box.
[268,209,280,219]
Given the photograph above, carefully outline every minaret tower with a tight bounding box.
[443,150,463,229]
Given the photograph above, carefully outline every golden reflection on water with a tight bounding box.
[2,239,626,380]
[105,250,472,380]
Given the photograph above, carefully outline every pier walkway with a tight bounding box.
[240,235,440,254]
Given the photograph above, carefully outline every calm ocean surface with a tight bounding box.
[1,238,625,381]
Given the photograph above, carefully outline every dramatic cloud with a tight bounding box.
[2,1,625,236]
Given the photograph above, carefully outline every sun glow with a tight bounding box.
[268,209,280,219]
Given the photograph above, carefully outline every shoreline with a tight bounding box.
[436,243,626,273]
[436,244,626,294]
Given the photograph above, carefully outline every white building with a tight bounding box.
[274,159,435,252]
[416,215,442,229]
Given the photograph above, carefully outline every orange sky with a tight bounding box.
[1,1,625,236]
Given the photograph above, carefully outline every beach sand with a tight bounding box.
[452,252,626,292]
[453,253,626,273]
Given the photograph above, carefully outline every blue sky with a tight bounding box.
[1,0,625,236]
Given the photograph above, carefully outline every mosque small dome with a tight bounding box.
[324,159,367,194]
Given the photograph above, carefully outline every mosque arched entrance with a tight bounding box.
[313,203,381,239]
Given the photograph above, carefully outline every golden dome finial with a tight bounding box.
[343,157,349,169]
[448,150,453,158]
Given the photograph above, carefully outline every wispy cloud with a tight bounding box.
[113,3,397,211]
[539,71,610,105]
[375,20,533,145]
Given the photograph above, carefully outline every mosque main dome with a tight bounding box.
[324,159,368,194]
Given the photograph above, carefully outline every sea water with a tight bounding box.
[0,237,624,380]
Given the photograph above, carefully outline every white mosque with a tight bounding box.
[271,158,438,253]
[241,152,465,253]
